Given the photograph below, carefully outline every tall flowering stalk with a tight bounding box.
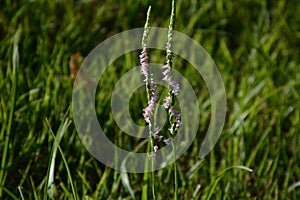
[162,0,181,137]
[140,6,158,199]
[140,7,158,159]
[162,0,181,199]
[140,1,180,199]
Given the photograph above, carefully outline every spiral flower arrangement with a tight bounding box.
[140,1,180,199]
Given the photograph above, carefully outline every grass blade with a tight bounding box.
[46,116,70,199]
[288,181,300,192]
[0,186,18,200]
[0,28,21,196]
[45,116,76,200]
[204,165,253,200]
[120,170,136,200]
[18,186,25,200]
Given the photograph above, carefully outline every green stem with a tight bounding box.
[165,1,178,199]
[0,30,20,196]
[141,6,156,199]
[148,123,156,199]
[142,140,150,200]
[172,142,178,200]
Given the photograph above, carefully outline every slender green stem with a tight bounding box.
[142,142,150,200]
[149,124,156,199]
[148,120,156,199]
[165,1,178,199]
[0,30,20,196]
[141,6,156,199]
[172,143,178,200]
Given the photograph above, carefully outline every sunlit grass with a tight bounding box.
[0,0,299,199]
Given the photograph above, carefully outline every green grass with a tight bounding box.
[1,0,300,199]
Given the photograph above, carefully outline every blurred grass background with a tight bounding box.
[0,0,300,199]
